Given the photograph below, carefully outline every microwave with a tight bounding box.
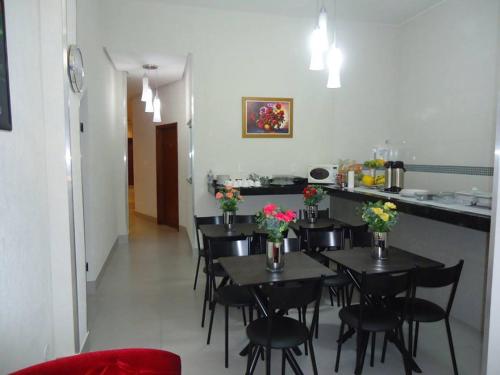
[308,165,339,184]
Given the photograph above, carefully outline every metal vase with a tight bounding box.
[306,205,319,224]
[266,241,284,273]
[372,232,388,260]
[223,211,235,232]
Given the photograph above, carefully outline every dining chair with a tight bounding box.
[299,208,330,220]
[235,214,257,224]
[245,278,324,375]
[335,271,413,375]
[193,215,223,291]
[383,260,464,375]
[206,237,254,369]
[348,224,372,248]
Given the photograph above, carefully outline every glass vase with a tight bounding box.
[372,231,388,260]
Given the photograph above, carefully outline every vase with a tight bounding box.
[372,231,388,260]
[306,205,319,224]
[223,211,235,232]
[266,240,284,272]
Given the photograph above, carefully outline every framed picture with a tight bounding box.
[0,0,11,131]
[242,97,293,138]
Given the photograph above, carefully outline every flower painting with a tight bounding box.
[242,97,293,138]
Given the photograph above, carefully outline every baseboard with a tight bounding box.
[134,211,157,223]
[86,236,122,294]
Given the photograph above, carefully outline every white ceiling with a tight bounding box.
[106,49,187,99]
[143,0,445,25]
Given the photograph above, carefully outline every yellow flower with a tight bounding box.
[371,207,383,215]
[384,202,396,210]
[379,213,390,222]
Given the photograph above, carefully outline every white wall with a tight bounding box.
[100,0,399,220]
[0,0,82,371]
[78,0,128,283]
[394,0,499,192]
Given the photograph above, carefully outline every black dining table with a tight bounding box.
[219,252,335,374]
[323,247,444,373]
[289,218,346,231]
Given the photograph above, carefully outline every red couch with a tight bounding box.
[10,348,181,375]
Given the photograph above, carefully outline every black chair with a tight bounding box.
[384,260,464,375]
[348,224,372,248]
[335,271,412,375]
[206,237,254,368]
[193,215,223,291]
[283,237,301,253]
[299,208,330,220]
[235,214,256,224]
[245,278,324,375]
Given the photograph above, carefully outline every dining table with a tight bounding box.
[323,246,444,373]
[218,252,335,374]
[199,223,264,240]
[289,218,346,231]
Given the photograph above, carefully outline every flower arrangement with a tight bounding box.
[215,185,243,212]
[360,201,399,232]
[303,185,326,206]
[256,103,286,132]
[256,203,297,243]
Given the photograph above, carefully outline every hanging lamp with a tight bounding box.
[142,64,158,112]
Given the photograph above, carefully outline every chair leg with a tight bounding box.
[242,306,247,326]
[445,318,459,375]
[398,326,412,375]
[334,321,345,372]
[309,338,319,375]
[249,347,261,375]
[328,287,335,306]
[407,320,414,362]
[266,344,271,375]
[355,331,369,375]
[207,302,216,345]
[370,332,376,367]
[246,343,254,375]
[282,350,286,375]
[413,321,419,357]
[225,305,229,368]
[381,332,388,363]
[201,275,209,327]
[193,254,201,290]
[336,287,341,307]
[249,306,254,323]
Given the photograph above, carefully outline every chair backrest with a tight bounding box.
[305,228,344,251]
[194,215,224,250]
[414,260,464,315]
[299,208,330,220]
[359,271,412,327]
[206,236,249,261]
[234,214,256,224]
[348,224,372,248]
[283,238,300,253]
[264,278,324,338]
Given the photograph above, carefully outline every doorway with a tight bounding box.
[156,123,179,229]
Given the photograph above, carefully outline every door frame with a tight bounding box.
[156,122,179,229]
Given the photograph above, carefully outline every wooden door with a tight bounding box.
[156,123,179,229]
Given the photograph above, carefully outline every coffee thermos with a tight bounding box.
[384,161,405,192]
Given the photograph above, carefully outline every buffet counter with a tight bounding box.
[326,186,491,232]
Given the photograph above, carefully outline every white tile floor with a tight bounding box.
[87,214,483,374]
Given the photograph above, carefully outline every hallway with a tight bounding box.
[86,215,483,374]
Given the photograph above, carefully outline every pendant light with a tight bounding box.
[153,89,162,123]
[141,74,149,102]
[309,5,329,71]
[326,0,342,88]
[142,64,158,112]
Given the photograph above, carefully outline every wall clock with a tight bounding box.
[67,45,85,93]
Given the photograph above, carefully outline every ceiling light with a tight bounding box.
[141,64,158,111]
[141,74,149,102]
[153,91,162,123]
[327,45,343,88]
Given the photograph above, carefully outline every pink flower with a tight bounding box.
[263,203,278,216]
[284,210,297,221]
[226,192,234,199]
[215,192,223,200]
[275,212,288,222]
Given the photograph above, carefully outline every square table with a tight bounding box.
[199,223,263,239]
[289,218,346,231]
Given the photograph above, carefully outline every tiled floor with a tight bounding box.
[87,213,483,374]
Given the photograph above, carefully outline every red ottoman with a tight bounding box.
[11,348,181,375]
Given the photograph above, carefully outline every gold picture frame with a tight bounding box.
[242,97,293,138]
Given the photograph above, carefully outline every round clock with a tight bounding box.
[67,45,85,93]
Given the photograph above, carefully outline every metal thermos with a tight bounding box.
[384,161,405,193]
